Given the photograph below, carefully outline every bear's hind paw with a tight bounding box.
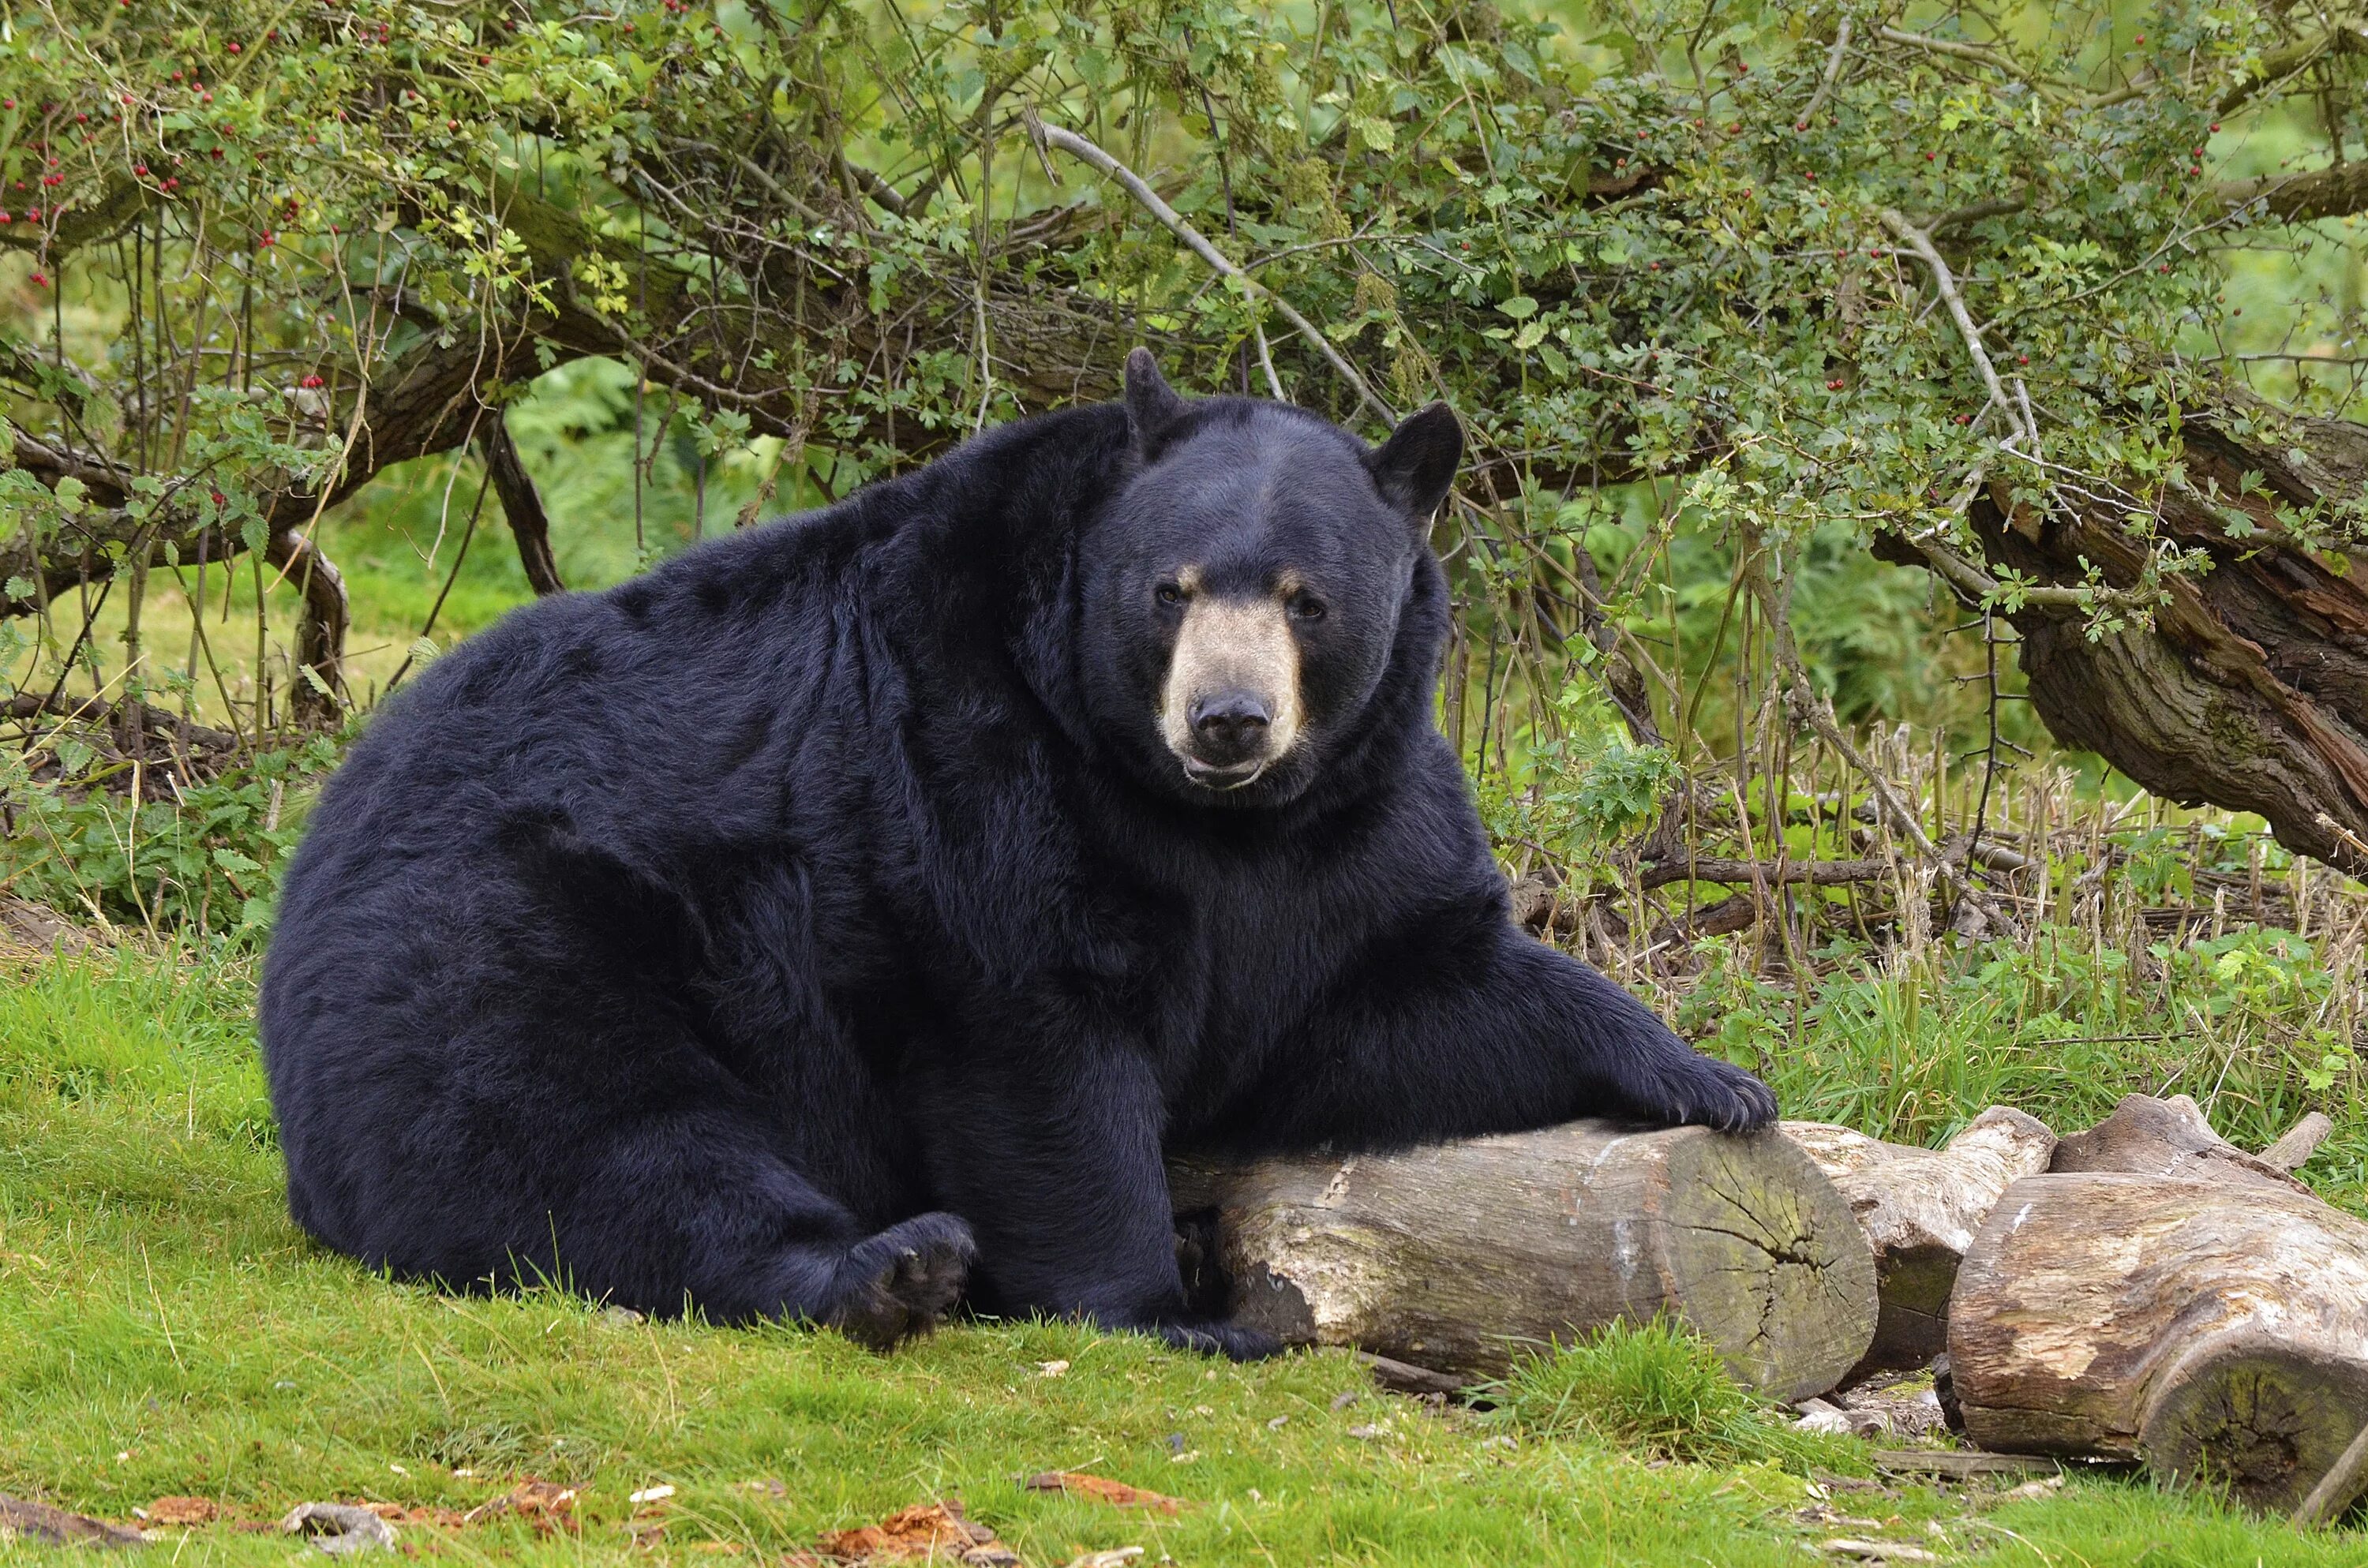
[824,1212,977,1350]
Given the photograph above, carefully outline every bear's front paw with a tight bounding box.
[1157,1319,1285,1362]
[1624,1051,1778,1133]
[825,1212,977,1350]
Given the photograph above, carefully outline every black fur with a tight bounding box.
[259,366,1776,1357]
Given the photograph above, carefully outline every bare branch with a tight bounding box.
[2218,161,2368,223]
[1880,208,2029,447]
[1029,116,1396,422]
[2218,21,2368,115]
[480,414,564,597]
[1800,16,1853,125]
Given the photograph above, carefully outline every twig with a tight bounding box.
[1800,17,1852,125]
[2292,1416,2368,1529]
[1028,115,1396,424]
[1639,854,1890,890]
[1879,208,2029,447]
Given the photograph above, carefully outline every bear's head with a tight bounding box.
[1080,349,1461,808]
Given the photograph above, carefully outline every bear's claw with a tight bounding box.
[826,1212,977,1350]
[1628,1053,1779,1133]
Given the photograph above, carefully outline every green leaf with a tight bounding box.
[1497,295,1538,320]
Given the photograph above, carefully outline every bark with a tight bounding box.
[1947,1171,2368,1514]
[480,415,564,597]
[1782,1108,2058,1383]
[1168,1121,1879,1401]
[265,528,350,722]
[0,1495,145,1549]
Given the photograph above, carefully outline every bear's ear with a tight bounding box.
[1122,346,1189,458]
[1366,402,1463,522]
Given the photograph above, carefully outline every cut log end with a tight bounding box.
[2140,1333,2368,1516]
[1645,1128,1879,1401]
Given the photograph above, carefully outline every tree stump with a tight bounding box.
[1169,1122,1877,1401]
[1784,1107,2057,1382]
[1949,1171,2368,1514]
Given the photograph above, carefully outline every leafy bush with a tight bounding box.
[0,736,338,941]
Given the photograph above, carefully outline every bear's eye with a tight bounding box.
[1156,581,1186,608]
[1287,590,1327,622]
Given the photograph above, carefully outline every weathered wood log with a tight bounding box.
[1784,1107,2057,1382]
[2049,1093,2311,1193]
[1949,1172,2368,1514]
[1169,1122,1877,1401]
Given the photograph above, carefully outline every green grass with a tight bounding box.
[2,946,2362,1566]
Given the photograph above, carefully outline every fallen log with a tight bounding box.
[2049,1093,2311,1192]
[1948,1171,2368,1514]
[1783,1107,2057,1382]
[1169,1121,1877,1401]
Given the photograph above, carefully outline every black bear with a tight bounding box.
[259,351,1775,1357]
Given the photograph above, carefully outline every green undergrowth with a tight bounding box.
[2,947,2362,1566]
[1684,927,2368,1214]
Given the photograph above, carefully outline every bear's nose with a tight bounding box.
[1188,690,1272,762]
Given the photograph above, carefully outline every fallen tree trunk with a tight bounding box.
[1783,1107,2057,1383]
[1948,1171,2368,1514]
[2050,1092,2314,1192]
[1169,1122,1877,1401]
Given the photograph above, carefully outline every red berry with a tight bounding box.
[227,40,240,52]
[2134,33,2143,43]
[74,112,86,123]
[1924,151,1935,160]
[447,118,459,130]
[27,205,39,219]
[1958,414,1972,425]
[2209,122,2220,132]
[28,271,45,286]
[2017,354,2029,365]
[133,163,147,175]
[1794,120,1807,131]
[209,490,225,505]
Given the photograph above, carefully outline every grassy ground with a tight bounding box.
[2,945,2362,1566]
